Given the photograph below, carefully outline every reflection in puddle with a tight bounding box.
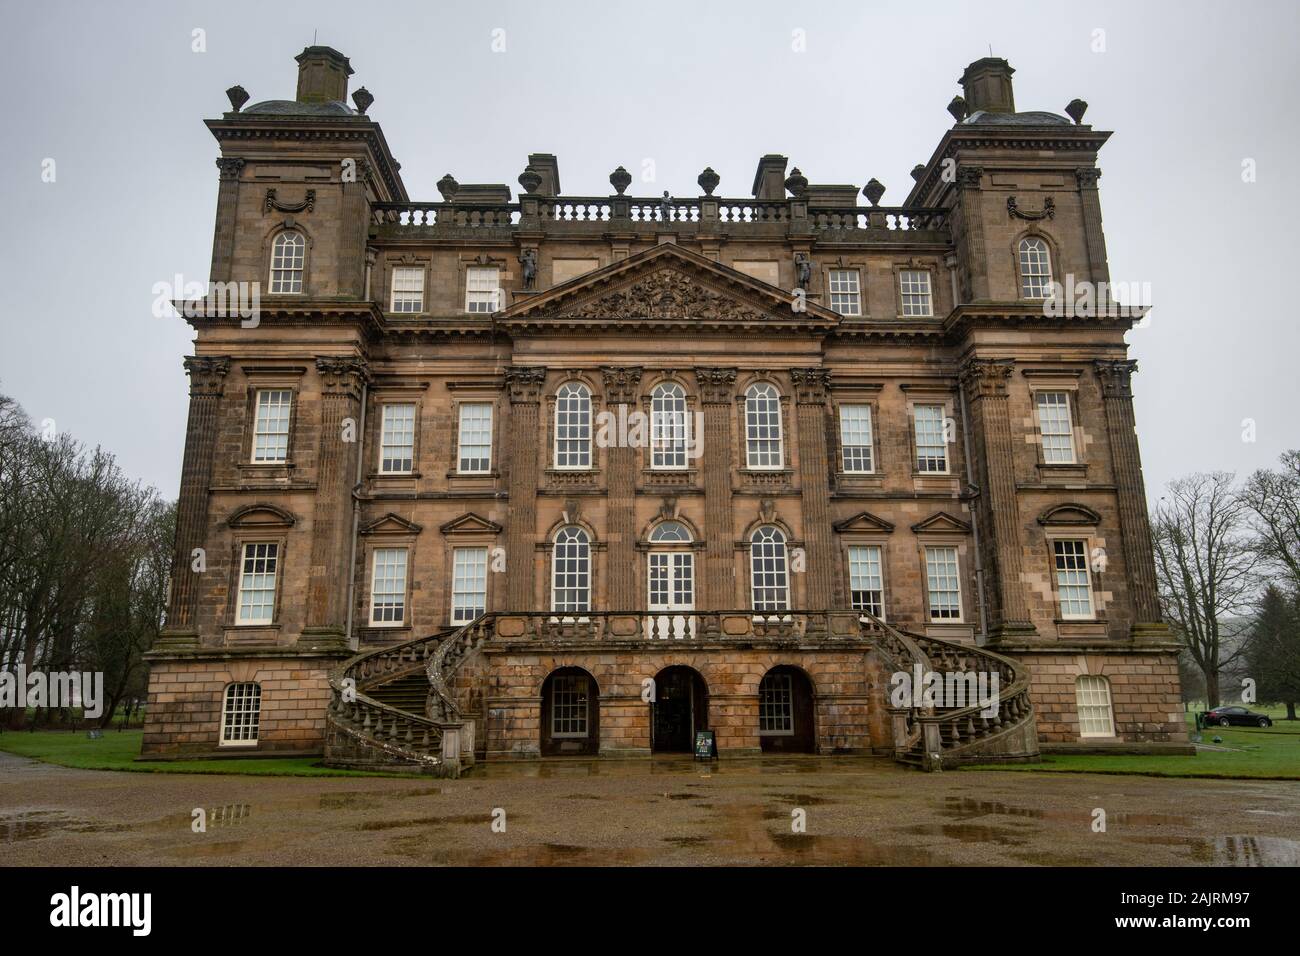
[0,811,126,842]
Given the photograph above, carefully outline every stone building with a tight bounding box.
[142,47,1187,771]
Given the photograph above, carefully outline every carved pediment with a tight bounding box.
[496,244,839,329]
[833,511,896,534]
[1038,503,1101,527]
[439,512,503,535]
[911,511,971,534]
[226,503,296,529]
[360,513,423,536]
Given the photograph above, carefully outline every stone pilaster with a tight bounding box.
[956,165,989,301]
[959,358,1035,639]
[504,367,547,611]
[1095,360,1164,636]
[339,158,372,297]
[601,366,642,609]
[695,368,737,609]
[790,368,839,610]
[1076,168,1111,299]
[304,357,369,647]
[210,158,244,284]
[160,356,230,647]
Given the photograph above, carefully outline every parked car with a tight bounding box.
[1202,705,1273,728]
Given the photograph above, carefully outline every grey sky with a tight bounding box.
[1,0,1296,501]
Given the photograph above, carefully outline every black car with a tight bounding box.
[1203,705,1273,728]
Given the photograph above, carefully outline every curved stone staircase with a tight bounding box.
[323,612,1038,774]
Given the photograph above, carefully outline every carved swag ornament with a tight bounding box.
[561,269,771,322]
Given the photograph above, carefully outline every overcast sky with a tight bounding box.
[1,0,1296,501]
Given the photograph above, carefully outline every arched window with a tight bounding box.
[1075,675,1115,737]
[554,382,592,469]
[745,383,783,469]
[651,382,689,469]
[269,231,305,294]
[551,526,591,613]
[750,526,789,612]
[220,682,262,747]
[649,520,692,543]
[1018,237,1053,300]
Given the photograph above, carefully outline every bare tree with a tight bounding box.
[1152,472,1258,708]
[1241,450,1300,592]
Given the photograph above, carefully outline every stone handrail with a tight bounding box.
[487,609,861,642]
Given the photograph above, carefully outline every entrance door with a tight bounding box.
[647,551,695,639]
[651,666,707,753]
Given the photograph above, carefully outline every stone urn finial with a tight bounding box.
[609,166,632,195]
[436,173,460,202]
[863,178,886,206]
[697,167,720,196]
[784,167,809,197]
[1065,98,1089,125]
[352,87,374,114]
[518,167,543,194]
[225,85,249,112]
[947,95,968,122]
[910,164,926,182]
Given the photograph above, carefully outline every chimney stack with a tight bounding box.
[295,46,354,104]
[959,57,1015,115]
[751,155,789,201]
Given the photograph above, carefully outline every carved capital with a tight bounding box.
[956,165,984,189]
[1095,359,1137,398]
[183,355,231,396]
[315,356,370,398]
[694,367,737,404]
[215,158,245,182]
[1075,167,1102,189]
[600,366,643,405]
[959,358,1015,399]
[505,366,547,404]
[789,367,832,404]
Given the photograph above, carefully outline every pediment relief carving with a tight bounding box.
[564,267,771,322]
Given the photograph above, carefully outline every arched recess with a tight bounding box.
[539,666,600,756]
[757,665,816,754]
[650,665,709,753]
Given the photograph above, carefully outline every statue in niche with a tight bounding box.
[518,248,537,290]
[794,253,812,290]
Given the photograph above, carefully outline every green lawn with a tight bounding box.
[0,730,413,778]
[977,707,1300,780]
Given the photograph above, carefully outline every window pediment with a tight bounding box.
[911,511,971,534]
[226,503,296,529]
[1038,503,1101,527]
[833,511,896,534]
[360,513,424,536]
[439,512,503,536]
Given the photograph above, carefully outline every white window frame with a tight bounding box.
[450,546,488,625]
[750,526,790,612]
[465,265,501,313]
[550,673,590,738]
[378,402,416,474]
[848,544,885,619]
[758,671,794,735]
[913,404,949,473]
[924,545,963,622]
[1036,391,1077,464]
[389,266,425,313]
[1019,237,1053,300]
[220,682,262,747]
[553,382,592,470]
[650,382,689,470]
[269,231,305,294]
[251,389,292,464]
[551,527,591,614]
[235,542,279,625]
[369,547,409,626]
[899,269,933,317]
[457,403,494,474]
[1053,538,1095,620]
[745,383,784,470]
[828,269,862,316]
[1076,675,1115,737]
[839,404,875,473]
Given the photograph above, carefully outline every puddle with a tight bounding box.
[0,811,126,842]
[905,823,1030,847]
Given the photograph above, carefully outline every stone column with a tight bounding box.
[695,368,737,609]
[1095,360,1164,635]
[504,367,547,611]
[601,367,642,609]
[959,358,1035,639]
[790,368,839,610]
[304,357,369,647]
[210,159,244,284]
[160,356,230,646]
[956,165,989,301]
[1076,168,1111,301]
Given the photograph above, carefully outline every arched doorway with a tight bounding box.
[758,666,816,753]
[540,667,599,756]
[651,666,708,753]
